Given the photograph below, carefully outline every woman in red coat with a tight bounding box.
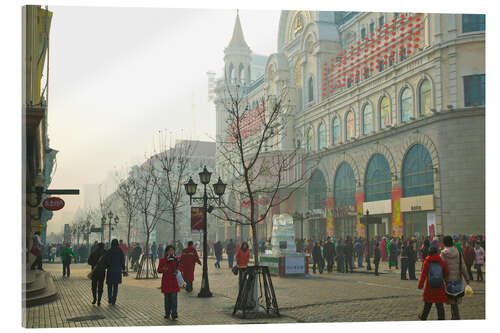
[180,241,201,292]
[417,247,449,320]
[158,245,181,320]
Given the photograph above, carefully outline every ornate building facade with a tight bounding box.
[215,11,485,241]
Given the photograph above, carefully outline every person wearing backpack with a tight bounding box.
[417,246,449,320]
[440,235,470,320]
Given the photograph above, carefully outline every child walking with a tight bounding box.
[417,246,449,320]
[158,245,181,320]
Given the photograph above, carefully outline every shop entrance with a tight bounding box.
[403,212,427,238]
[334,217,356,239]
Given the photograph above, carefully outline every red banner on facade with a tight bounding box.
[191,207,204,231]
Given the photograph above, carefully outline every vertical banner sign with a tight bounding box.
[355,193,365,237]
[191,207,204,231]
[325,197,334,237]
[427,212,436,238]
[392,188,403,236]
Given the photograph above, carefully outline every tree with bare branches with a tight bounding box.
[130,157,170,279]
[114,170,140,270]
[214,83,320,266]
[154,134,195,245]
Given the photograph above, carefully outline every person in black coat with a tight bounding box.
[408,240,418,280]
[104,239,127,305]
[344,237,354,273]
[88,242,107,306]
[312,242,324,274]
[323,238,336,272]
[373,241,381,276]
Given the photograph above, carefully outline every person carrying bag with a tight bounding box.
[440,236,470,320]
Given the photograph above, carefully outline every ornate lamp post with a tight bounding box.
[184,166,226,298]
[102,211,119,247]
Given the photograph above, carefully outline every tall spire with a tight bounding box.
[227,10,250,51]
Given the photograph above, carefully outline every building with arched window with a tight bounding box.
[215,10,485,241]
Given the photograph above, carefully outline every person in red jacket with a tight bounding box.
[180,241,201,292]
[158,245,181,320]
[235,241,250,291]
[417,246,449,320]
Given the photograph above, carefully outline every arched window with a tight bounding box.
[419,80,432,116]
[308,169,326,210]
[334,162,356,207]
[228,63,234,81]
[346,111,355,140]
[402,144,434,197]
[238,63,245,82]
[362,104,373,135]
[400,87,413,123]
[332,117,340,144]
[318,122,326,150]
[364,154,392,202]
[379,96,391,129]
[308,77,314,102]
[306,127,314,152]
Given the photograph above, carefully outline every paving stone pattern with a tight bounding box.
[23,259,485,327]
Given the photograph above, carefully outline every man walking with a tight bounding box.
[344,237,354,273]
[354,238,364,268]
[408,240,418,280]
[214,241,223,269]
[374,241,381,276]
[400,240,409,280]
[60,242,76,278]
[324,238,335,272]
[151,242,158,266]
[226,239,235,268]
[180,241,201,292]
[312,242,324,274]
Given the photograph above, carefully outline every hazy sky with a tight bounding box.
[47,6,280,233]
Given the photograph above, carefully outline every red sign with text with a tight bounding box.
[191,207,204,231]
[42,197,65,211]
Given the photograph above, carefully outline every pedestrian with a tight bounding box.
[417,246,449,320]
[180,241,201,292]
[30,231,44,271]
[364,238,372,270]
[151,241,158,266]
[388,238,397,269]
[236,241,250,292]
[344,237,354,273]
[226,239,235,268]
[60,242,76,278]
[336,240,345,273]
[474,242,485,282]
[373,241,381,276]
[324,238,335,272]
[440,235,470,320]
[380,237,388,262]
[400,240,409,280]
[354,238,364,268]
[214,241,223,269]
[463,241,475,282]
[312,242,323,274]
[50,245,57,263]
[408,240,418,280]
[131,243,142,271]
[88,242,107,306]
[103,239,127,305]
[158,245,181,320]
[157,243,164,265]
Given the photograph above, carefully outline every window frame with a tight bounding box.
[400,87,413,123]
[463,74,485,107]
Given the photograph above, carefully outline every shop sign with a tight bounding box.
[333,205,356,217]
[363,199,392,215]
[42,197,65,211]
[285,256,305,274]
[400,195,434,212]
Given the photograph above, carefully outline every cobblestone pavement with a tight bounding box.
[23,259,485,327]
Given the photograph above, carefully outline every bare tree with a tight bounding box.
[114,170,140,269]
[131,157,170,279]
[154,133,195,245]
[213,83,320,266]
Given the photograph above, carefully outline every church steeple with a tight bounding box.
[224,10,252,85]
[227,10,250,51]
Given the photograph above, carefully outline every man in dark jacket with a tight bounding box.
[374,241,381,276]
[354,238,364,268]
[88,243,107,306]
[408,240,418,280]
[344,237,354,273]
[312,242,324,274]
[226,239,235,268]
[400,241,409,279]
[324,238,335,272]
[104,239,126,305]
[214,241,223,268]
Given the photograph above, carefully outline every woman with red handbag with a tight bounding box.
[30,232,43,271]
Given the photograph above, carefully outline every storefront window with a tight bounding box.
[363,104,372,135]
[419,79,432,115]
[364,154,392,202]
[402,144,434,197]
[308,169,326,210]
[346,111,355,140]
[400,87,413,123]
[379,96,391,129]
[334,162,356,207]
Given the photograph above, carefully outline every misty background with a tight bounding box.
[46,6,280,234]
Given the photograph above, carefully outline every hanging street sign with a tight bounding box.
[42,197,65,211]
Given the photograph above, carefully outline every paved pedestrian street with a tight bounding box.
[23,259,485,327]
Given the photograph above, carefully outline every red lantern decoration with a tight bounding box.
[383,60,388,65]
[414,43,419,48]
[407,50,412,55]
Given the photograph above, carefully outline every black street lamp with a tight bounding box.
[102,211,119,247]
[184,166,226,298]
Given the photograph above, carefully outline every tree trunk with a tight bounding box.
[172,209,176,245]
[126,215,132,271]
[251,223,259,266]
